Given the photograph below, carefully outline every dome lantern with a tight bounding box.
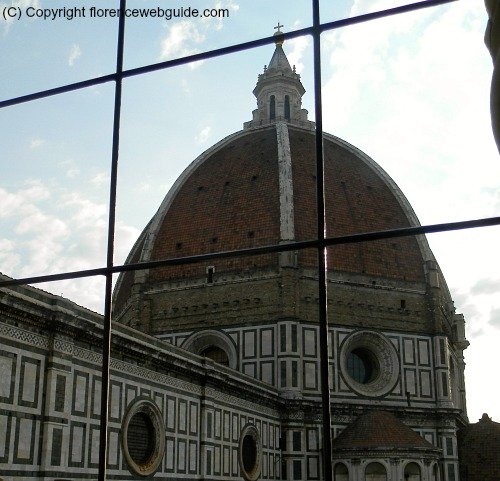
[244,26,314,130]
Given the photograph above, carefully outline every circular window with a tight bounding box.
[242,434,257,471]
[127,412,155,464]
[340,330,399,397]
[238,424,262,481]
[200,345,230,366]
[122,399,165,477]
[347,347,380,384]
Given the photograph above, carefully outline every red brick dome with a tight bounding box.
[113,123,431,316]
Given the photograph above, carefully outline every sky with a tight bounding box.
[1,0,499,423]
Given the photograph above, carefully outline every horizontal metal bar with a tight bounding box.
[0,74,116,108]
[1,215,498,289]
[0,0,457,109]
[318,0,458,33]
[123,0,457,80]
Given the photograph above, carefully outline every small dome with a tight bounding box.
[332,410,439,452]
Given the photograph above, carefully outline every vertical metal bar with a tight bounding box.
[312,1,333,480]
[97,1,126,480]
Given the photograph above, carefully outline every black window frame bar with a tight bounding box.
[1,1,498,480]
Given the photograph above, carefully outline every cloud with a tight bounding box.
[323,0,476,118]
[322,0,457,130]
[468,327,485,340]
[68,44,82,67]
[287,32,309,74]
[321,0,497,225]
[21,228,68,272]
[66,168,80,179]
[114,222,141,265]
[159,20,205,65]
[0,181,49,219]
[449,288,469,308]
[19,179,50,202]
[38,276,107,313]
[34,219,141,313]
[62,192,107,228]
[29,138,45,149]
[460,302,481,325]
[195,126,211,144]
[0,239,20,274]
[158,1,239,69]
[15,211,68,238]
[490,307,500,329]
[207,0,239,31]
[10,200,71,277]
[59,159,80,179]
[471,278,500,296]
[0,181,140,313]
[91,171,109,187]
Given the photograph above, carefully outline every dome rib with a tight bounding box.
[322,131,434,264]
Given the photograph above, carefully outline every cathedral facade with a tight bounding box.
[0,35,469,481]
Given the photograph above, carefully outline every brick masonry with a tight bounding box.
[113,124,433,335]
[150,127,281,281]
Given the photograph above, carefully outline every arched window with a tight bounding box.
[449,356,459,407]
[270,95,276,120]
[404,462,421,481]
[200,346,230,366]
[365,462,387,481]
[334,462,349,481]
[431,463,439,481]
[284,95,290,120]
[182,330,238,368]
